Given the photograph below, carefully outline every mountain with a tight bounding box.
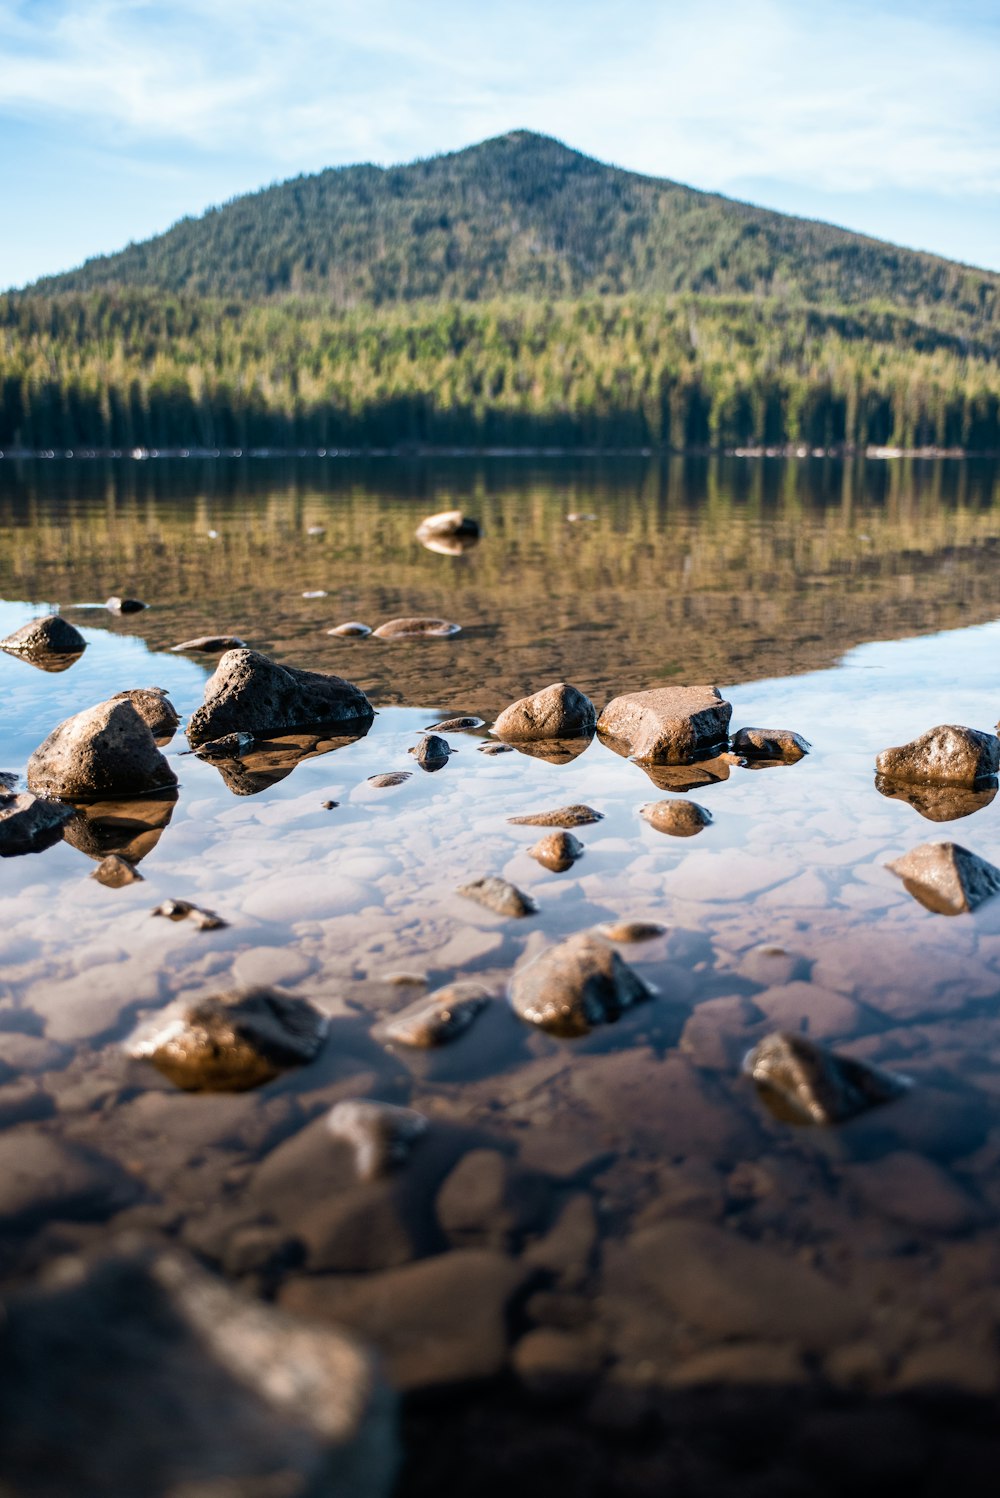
[30,131,999,322]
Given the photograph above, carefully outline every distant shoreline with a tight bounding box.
[1,443,996,462]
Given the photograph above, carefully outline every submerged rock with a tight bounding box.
[886,840,1000,914]
[367,771,412,788]
[743,1031,909,1125]
[528,830,585,872]
[640,799,713,837]
[152,898,227,930]
[478,741,513,756]
[425,715,484,731]
[187,647,373,746]
[0,1245,396,1498]
[91,853,143,887]
[0,614,86,660]
[493,683,596,742]
[597,920,668,943]
[128,986,327,1091]
[510,932,653,1037]
[372,617,461,639]
[27,699,177,800]
[328,622,372,638]
[171,634,247,653]
[327,1099,428,1181]
[597,685,732,764]
[409,734,453,771]
[105,595,147,614]
[875,774,998,822]
[875,724,1000,787]
[508,804,603,828]
[0,791,73,857]
[731,726,810,762]
[109,687,179,744]
[373,982,491,1049]
[458,875,538,918]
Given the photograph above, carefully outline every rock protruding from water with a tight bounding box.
[640,799,713,836]
[510,933,653,1036]
[128,986,327,1091]
[876,724,1000,787]
[105,596,147,614]
[416,509,481,540]
[373,983,491,1049]
[597,919,667,942]
[478,742,513,756]
[27,699,178,800]
[598,685,732,764]
[194,730,255,760]
[875,774,998,822]
[886,840,1000,915]
[0,1245,397,1498]
[425,715,484,731]
[372,617,461,639]
[171,634,247,653]
[508,804,603,828]
[327,622,373,637]
[152,898,227,930]
[367,771,412,788]
[409,734,453,771]
[458,876,538,918]
[528,830,585,872]
[327,1099,428,1181]
[0,790,73,857]
[0,614,86,660]
[187,648,373,746]
[91,853,143,887]
[109,688,179,744]
[743,1031,909,1125]
[731,727,811,762]
[493,683,596,742]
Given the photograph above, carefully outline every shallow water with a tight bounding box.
[3,456,1000,1492]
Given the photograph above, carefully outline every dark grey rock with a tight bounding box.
[493,682,596,742]
[127,986,327,1092]
[327,1099,428,1181]
[640,799,712,836]
[91,853,143,887]
[875,775,998,821]
[171,634,247,652]
[187,648,373,746]
[372,617,461,638]
[27,699,178,800]
[193,730,254,759]
[743,1031,910,1125]
[458,875,538,918]
[876,724,1000,787]
[732,726,811,762]
[510,933,653,1036]
[105,595,147,613]
[0,791,73,857]
[528,830,585,872]
[109,688,179,743]
[373,983,491,1049]
[409,733,453,771]
[0,1245,397,1498]
[598,685,732,763]
[886,840,1000,914]
[508,804,604,828]
[0,614,86,657]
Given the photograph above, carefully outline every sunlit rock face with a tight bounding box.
[187,648,373,746]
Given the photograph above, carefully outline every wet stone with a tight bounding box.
[0,613,86,658]
[0,791,73,857]
[416,508,481,540]
[731,726,811,762]
[127,986,327,1092]
[528,830,585,873]
[327,622,372,637]
[27,698,178,800]
[188,647,373,745]
[367,771,412,788]
[91,853,143,887]
[478,742,513,755]
[886,840,1000,914]
[409,733,453,770]
[425,715,484,731]
[105,595,147,613]
[510,932,652,1037]
[327,1099,428,1182]
[744,1031,910,1125]
[108,687,179,743]
[876,724,1000,788]
[458,875,538,918]
[322,799,339,810]
[372,617,461,639]
[171,634,247,652]
[493,682,596,742]
[875,774,998,821]
[151,898,227,930]
[597,684,732,763]
[640,799,712,836]
[193,731,254,759]
[508,804,604,828]
[373,983,491,1049]
[436,1149,551,1250]
[596,919,668,943]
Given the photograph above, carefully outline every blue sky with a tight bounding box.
[1,0,998,291]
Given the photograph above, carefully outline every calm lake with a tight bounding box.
[3,454,1000,1495]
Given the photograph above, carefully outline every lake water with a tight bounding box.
[3,455,1000,1495]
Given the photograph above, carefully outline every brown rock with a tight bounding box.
[436,1149,550,1249]
[0,614,86,658]
[640,799,712,836]
[510,933,652,1036]
[109,688,179,743]
[597,685,732,764]
[876,724,1000,787]
[458,876,537,918]
[91,853,143,887]
[171,634,248,652]
[743,1031,909,1125]
[151,898,226,929]
[596,920,667,943]
[327,622,372,637]
[367,771,412,788]
[409,734,452,771]
[508,804,603,828]
[187,648,373,745]
[512,1327,603,1400]
[372,617,461,638]
[373,983,491,1049]
[886,840,1000,914]
[326,1099,428,1181]
[27,699,177,800]
[493,683,596,742]
[528,830,585,872]
[732,727,810,762]
[875,775,997,821]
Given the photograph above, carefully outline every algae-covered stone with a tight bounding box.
[510,932,653,1037]
[876,724,1000,788]
[886,840,1000,914]
[598,685,732,764]
[743,1031,909,1125]
[493,683,596,742]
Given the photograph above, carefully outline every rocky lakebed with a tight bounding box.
[2,456,1000,1496]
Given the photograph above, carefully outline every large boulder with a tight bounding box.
[598,685,732,764]
[875,724,1000,787]
[0,790,73,857]
[0,1245,397,1498]
[187,648,373,746]
[26,699,177,801]
[744,1031,909,1125]
[510,933,653,1037]
[0,614,86,659]
[493,683,596,742]
[886,841,1000,915]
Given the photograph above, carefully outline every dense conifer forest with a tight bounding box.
[4,132,999,452]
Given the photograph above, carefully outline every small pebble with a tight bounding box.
[152,899,227,930]
[91,855,143,888]
[367,771,412,788]
[106,596,147,614]
[321,800,339,810]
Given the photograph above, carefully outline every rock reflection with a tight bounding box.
[503,735,593,766]
[63,791,178,865]
[202,726,371,796]
[599,738,732,790]
[0,646,85,674]
[875,773,998,822]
